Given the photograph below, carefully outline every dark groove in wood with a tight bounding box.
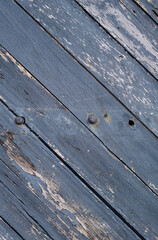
[0,216,25,240]
[0,44,157,196]
[0,100,148,240]
[133,0,158,25]
[13,0,158,139]
[74,0,158,82]
[0,181,54,240]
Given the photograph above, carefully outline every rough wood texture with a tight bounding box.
[0,103,138,240]
[75,0,158,79]
[8,0,158,137]
[0,4,158,194]
[0,46,158,239]
[0,218,23,240]
[134,0,158,24]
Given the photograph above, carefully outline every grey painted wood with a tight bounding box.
[0,218,23,240]
[134,0,158,24]
[0,9,158,194]
[0,104,138,240]
[0,47,158,239]
[3,0,158,137]
[75,0,158,78]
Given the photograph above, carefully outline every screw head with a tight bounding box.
[88,114,98,125]
[15,116,25,125]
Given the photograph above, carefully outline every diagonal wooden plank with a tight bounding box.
[0,185,53,240]
[0,104,139,240]
[0,47,158,239]
[2,0,158,137]
[133,0,158,24]
[0,14,158,193]
[0,217,23,240]
[75,0,158,79]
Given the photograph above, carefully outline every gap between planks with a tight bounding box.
[133,0,158,25]
[0,99,146,240]
[0,44,157,197]
[73,0,158,82]
[13,0,158,140]
[0,216,25,240]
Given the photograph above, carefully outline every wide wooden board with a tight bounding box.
[0,104,139,240]
[0,47,158,239]
[13,0,158,136]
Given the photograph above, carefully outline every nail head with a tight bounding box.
[15,116,25,125]
[88,114,98,125]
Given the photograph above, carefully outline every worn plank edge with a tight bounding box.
[74,0,158,81]
[0,43,157,198]
[133,0,158,25]
[14,0,158,140]
[0,101,146,240]
[0,216,24,240]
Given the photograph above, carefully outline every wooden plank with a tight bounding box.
[0,218,23,240]
[0,104,138,240]
[0,17,158,193]
[134,0,158,24]
[75,0,158,78]
[2,0,158,137]
[0,47,158,239]
[0,185,53,240]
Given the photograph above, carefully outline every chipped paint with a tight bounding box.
[0,130,36,174]
[0,50,9,62]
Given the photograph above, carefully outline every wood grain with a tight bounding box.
[134,0,158,24]
[10,0,158,137]
[0,14,158,194]
[75,0,158,78]
[0,218,23,240]
[0,103,138,240]
[0,46,158,239]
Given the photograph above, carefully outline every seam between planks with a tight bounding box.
[0,44,157,197]
[0,98,152,240]
[0,216,25,240]
[0,180,54,240]
[13,0,158,139]
[133,0,158,25]
[74,0,158,82]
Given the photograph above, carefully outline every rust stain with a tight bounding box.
[0,130,36,174]
[102,111,111,123]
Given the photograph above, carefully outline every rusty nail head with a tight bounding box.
[15,116,25,125]
[88,114,98,125]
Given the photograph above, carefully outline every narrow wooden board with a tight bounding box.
[0,218,23,240]
[0,104,138,240]
[75,0,158,78]
[134,0,158,24]
[0,47,158,239]
[0,26,158,194]
[2,0,158,137]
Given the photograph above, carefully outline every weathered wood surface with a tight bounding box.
[134,0,158,24]
[0,103,139,240]
[0,46,158,239]
[75,0,158,78]
[0,218,23,240]
[0,2,158,194]
[14,0,158,136]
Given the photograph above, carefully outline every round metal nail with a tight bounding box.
[88,114,98,125]
[15,116,25,125]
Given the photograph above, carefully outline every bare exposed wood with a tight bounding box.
[0,46,158,239]
[8,0,158,137]
[0,104,138,240]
